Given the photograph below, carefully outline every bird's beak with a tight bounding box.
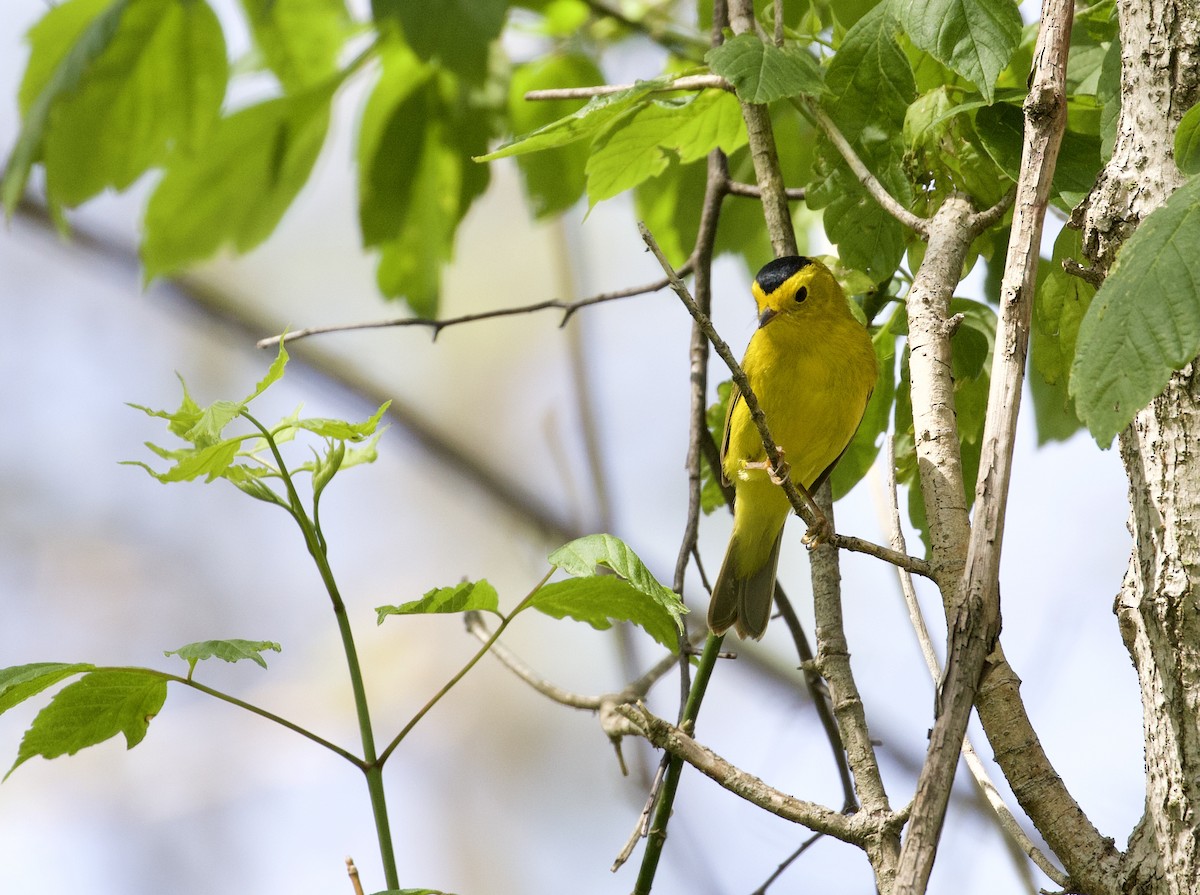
[758,307,778,328]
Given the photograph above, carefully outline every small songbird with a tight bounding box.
[708,256,877,640]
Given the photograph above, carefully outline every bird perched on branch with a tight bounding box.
[708,256,877,640]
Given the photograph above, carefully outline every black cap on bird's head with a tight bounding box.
[755,256,814,296]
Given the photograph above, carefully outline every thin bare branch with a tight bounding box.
[524,74,729,102]
[831,532,933,578]
[792,96,929,238]
[726,180,806,200]
[256,263,693,349]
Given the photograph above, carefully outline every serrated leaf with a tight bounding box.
[1071,176,1200,444]
[292,402,390,440]
[586,90,746,204]
[39,0,227,207]
[530,577,682,650]
[477,78,669,161]
[141,85,334,282]
[0,663,94,714]
[705,33,823,103]
[240,0,348,92]
[824,5,914,142]
[164,640,282,676]
[508,53,603,217]
[543,535,686,650]
[376,580,501,622]
[894,0,1022,104]
[3,0,130,214]
[8,670,167,778]
[1174,102,1200,176]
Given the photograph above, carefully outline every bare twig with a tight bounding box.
[792,96,930,238]
[346,857,364,895]
[1062,256,1104,288]
[524,74,730,102]
[831,532,933,578]
[893,2,1076,891]
[256,264,693,349]
[749,831,825,895]
[726,180,806,200]
[883,444,1070,889]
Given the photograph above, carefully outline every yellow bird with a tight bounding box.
[708,256,877,640]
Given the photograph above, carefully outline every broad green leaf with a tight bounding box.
[1071,176,1200,444]
[0,663,94,714]
[372,0,508,84]
[586,90,746,203]
[1028,357,1083,444]
[141,84,334,282]
[360,48,490,313]
[975,102,1102,206]
[376,581,501,622]
[508,54,603,217]
[705,33,823,103]
[292,402,391,441]
[9,670,167,778]
[164,640,282,676]
[38,0,227,207]
[1034,227,1095,389]
[1174,102,1200,176]
[543,535,686,649]
[530,577,682,651]
[824,5,914,141]
[477,78,669,161]
[240,0,348,92]
[893,0,1022,103]
[832,305,900,499]
[3,0,130,214]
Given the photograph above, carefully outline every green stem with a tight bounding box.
[243,413,399,891]
[634,632,724,894]
[378,572,552,765]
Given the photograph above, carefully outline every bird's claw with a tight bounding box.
[737,449,790,485]
[802,515,833,548]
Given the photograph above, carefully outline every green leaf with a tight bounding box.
[1033,227,1095,389]
[975,103,1102,206]
[239,0,348,92]
[0,663,94,714]
[508,53,603,217]
[292,402,391,441]
[586,90,747,204]
[1028,356,1083,444]
[824,5,914,142]
[540,535,686,650]
[38,0,227,208]
[164,640,282,676]
[893,0,1022,104]
[1071,176,1200,444]
[701,380,734,514]
[477,78,669,161]
[1175,102,1200,176]
[141,85,334,282]
[372,0,508,84]
[376,581,501,622]
[531,577,682,651]
[8,670,168,778]
[360,46,490,314]
[705,33,823,103]
[3,0,130,214]
[831,305,900,499]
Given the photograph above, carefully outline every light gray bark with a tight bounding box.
[1076,1,1200,893]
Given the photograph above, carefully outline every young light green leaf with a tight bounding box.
[164,640,282,676]
[477,78,669,161]
[3,0,130,214]
[141,84,334,282]
[239,0,349,92]
[1071,176,1200,444]
[586,90,747,204]
[292,402,390,441]
[0,663,94,714]
[543,534,686,649]
[530,577,682,651]
[8,670,168,778]
[376,580,501,622]
[1174,102,1200,176]
[893,0,1022,104]
[508,54,603,217]
[705,33,823,103]
[37,0,227,208]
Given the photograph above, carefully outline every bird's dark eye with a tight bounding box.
[795,286,808,303]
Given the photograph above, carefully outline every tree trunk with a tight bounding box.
[1077,1,1200,893]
